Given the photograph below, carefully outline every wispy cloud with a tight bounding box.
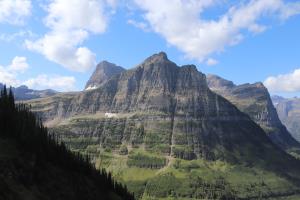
[133,0,300,63]
[127,19,150,32]
[206,58,218,66]
[0,30,36,42]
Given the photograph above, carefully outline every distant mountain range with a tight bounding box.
[272,96,300,143]
[0,83,57,100]
[24,52,300,199]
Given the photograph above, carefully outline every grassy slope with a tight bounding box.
[49,114,300,200]
[99,151,299,199]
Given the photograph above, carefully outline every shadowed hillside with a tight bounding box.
[0,85,134,200]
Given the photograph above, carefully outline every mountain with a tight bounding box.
[272,96,300,143]
[85,61,125,90]
[25,52,300,199]
[0,86,134,200]
[207,74,300,152]
[0,83,57,100]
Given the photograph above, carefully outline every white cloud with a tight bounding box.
[0,57,76,91]
[8,56,29,73]
[127,19,150,32]
[23,74,76,91]
[25,0,114,72]
[0,56,29,87]
[206,58,218,66]
[26,30,96,72]
[44,0,107,33]
[0,66,20,86]
[0,0,32,25]
[264,68,300,93]
[133,0,300,62]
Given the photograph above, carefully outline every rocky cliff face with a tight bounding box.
[207,74,300,151]
[27,52,291,163]
[85,61,125,90]
[272,96,300,142]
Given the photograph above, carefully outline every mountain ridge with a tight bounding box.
[207,74,300,152]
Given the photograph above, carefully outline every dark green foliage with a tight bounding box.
[125,181,147,200]
[127,123,145,147]
[127,152,166,169]
[119,145,128,155]
[145,173,236,199]
[145,173,180,197]
[172,145,196,160]
[0,85,134,200]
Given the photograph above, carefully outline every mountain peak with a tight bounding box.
[97,60,115,68]
[143,51,169,64]
[153,51,168,59]
[157,51,168,58]
[207,74,235,90]
[85,61,125,90]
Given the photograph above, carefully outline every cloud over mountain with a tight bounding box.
[25,0,115,72]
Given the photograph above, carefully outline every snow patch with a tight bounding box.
[85,85,98,90]
[105,113,117,118]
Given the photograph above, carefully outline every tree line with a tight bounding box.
[0,85,134,200]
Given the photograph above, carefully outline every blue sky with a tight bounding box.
[0,0,300,97]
